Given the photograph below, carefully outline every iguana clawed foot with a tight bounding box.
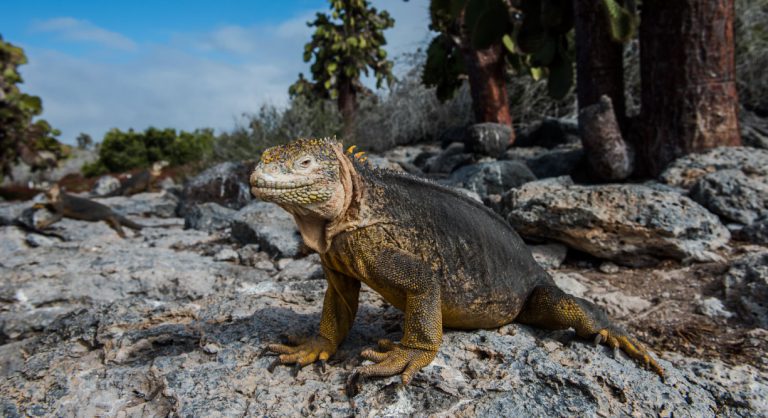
[264,335,335,375]
[346,339,437,397]
[593,327,664,378]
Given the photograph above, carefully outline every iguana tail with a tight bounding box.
[118,215,179,230]
[117,215,145,230]
[516,284,664,377]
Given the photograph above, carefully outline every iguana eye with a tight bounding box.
[298,157,312,168]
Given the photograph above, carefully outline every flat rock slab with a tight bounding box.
[95,191,179,218]
[1,291,764,417]
[504,177,730,266]
[660,146,768,189]
[183,202,237,232]
[0,194,766,417]
[689,169,768,225]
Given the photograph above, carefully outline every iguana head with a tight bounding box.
[249,138,354,221]
[150,160,169,177]
[33,184,62,209]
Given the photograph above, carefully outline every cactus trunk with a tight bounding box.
[634,0,741,177]
[460,43,515,145]
[574,0,626,124]
[337,74,357,139]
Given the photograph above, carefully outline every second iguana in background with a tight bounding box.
[34,184,162,238]
[104,160,169,197]
[250,138,663,394]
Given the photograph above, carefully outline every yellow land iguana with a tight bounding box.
[105,160,169,197]
[250,138,663,395]
[33,184,173,238]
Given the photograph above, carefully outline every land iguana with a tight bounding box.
[104,160,169,197]
[33,184,172,238]
[250,138,663,394]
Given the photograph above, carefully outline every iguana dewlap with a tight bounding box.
[250,138,662,393]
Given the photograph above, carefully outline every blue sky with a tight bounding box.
[0,1,431,144]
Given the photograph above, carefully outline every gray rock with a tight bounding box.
[523,144,585,179]
[184,202,236,231]
[235,244,265,267]
[0,226,28,254]
[697,297,734,319]
[15,206,58,230]
[598,261,620,274]
[735,217,768,244]
[0,201,29,226]
[514,117,580,149]
[723,250,768,327]
[502,143,585,179]
[504,179,730,266]
[91,175,120,196]
[551,272,589,297]
[0,193,766,417]
[180,161,254,211]
[740,109,768,149]
[446,160,536,199]
[464,123,512,157]
[365,155,404,172]
[95,191,179,218]
[25,234,55,248]
[438,125,468,148]
[689,169,768,225]
[213,248,239,262]
[382,145,439,168]
[231,201,302,258]
[275,254,324,281]
[670,354,768,413]
[530,243,568,269]
[158,176,176,190]
[424,142,474,174]
[592,291,652,317]
[660,146,768,189]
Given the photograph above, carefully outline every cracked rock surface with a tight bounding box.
[1,195,767,417]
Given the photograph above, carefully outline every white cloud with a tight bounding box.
[32,17,137,51]
[19,1,431,144]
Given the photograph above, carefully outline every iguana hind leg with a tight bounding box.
[516,284,664,377]
[105,217,127,238]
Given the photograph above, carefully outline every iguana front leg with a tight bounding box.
[266,267,360,372]
[347,247,442,393]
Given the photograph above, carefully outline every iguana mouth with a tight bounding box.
[251,178,315,190]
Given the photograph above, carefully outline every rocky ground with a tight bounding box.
[1,121,767,417]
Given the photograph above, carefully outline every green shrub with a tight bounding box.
[83,127,214,176]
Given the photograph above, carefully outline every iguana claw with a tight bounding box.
[262,335,336,375]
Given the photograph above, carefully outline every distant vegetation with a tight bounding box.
[208,96,342,164]
[0,35,67,181]
[81,127,214,177]
[2,0,765,182]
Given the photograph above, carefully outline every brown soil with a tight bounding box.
[561,245,768,372]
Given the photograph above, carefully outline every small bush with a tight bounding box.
[351,57,474,152]
[736,0,768,114]
[83,127,214,176]
[209,96,342,163]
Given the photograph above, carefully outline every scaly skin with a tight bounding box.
[250,138,663,394]
[34,184,147,238]
[106,160,168,197]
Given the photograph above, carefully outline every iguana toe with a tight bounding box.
[596,328,664,378]
[348,341,437,395]
[263,336,336,375]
